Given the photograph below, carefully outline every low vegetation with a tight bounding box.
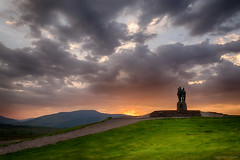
[0,124,59,147]
[0,124,59,141]
[1,117,239,160]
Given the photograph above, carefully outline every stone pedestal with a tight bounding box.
[150,110,200,117]
[177,101,187,112]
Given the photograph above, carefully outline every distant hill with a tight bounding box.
[0,116,18,124]
[20,110,125,128]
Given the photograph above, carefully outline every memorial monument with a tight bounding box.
[149,87,226,117]
[177,87,187,112]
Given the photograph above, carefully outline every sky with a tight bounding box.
[0,0,240,119]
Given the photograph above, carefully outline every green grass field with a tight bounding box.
[0,117,239,160]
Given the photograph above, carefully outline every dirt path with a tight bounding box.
[0,117,156,155]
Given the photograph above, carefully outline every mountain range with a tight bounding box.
[0,110,125,128]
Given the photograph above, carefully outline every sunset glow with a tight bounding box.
[123,110,140,116]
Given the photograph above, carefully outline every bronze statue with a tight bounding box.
[182,88,186,101]
[177,87,182,102]
[177,87,186,102]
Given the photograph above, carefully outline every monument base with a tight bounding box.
[177,101,187,112]
[150,110,201,117]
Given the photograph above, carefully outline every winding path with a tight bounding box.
[0,117,156,155]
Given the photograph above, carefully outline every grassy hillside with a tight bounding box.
[1,117,240,160]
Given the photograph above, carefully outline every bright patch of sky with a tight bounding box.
[65,42,89,60]
[115,40,136,53]
[13,80,41,88]
[64,76,88,89]
[0,0,32,49]
[188,80,206,85]
[116,8,141,24]
[127,22,139,33]
[0,20,32,49]
[221,53,240,66]
[99,56,109,63]
[214,32,240,44]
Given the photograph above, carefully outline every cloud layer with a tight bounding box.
[0,0,240,118]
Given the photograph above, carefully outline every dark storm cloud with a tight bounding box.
[17,0,138,56]
[0,39,101,80]
[174,0,240,35]
[0,38,103,107]
[189,60,240,106]
[137,0,240,35]
[138,0,193,26]
[0,39,105,107]
[220,39,240,53]
[15,0,240,57]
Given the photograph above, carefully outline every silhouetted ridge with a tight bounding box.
[0,116,18,124]
[20,110,125,128]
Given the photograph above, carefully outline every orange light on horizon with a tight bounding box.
[124,110,140,116]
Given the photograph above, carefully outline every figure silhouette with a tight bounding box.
[177,87,182,102]
[182,88,186,101]
[177,87,186,102]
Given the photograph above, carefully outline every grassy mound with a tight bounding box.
[1,117,239,160]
